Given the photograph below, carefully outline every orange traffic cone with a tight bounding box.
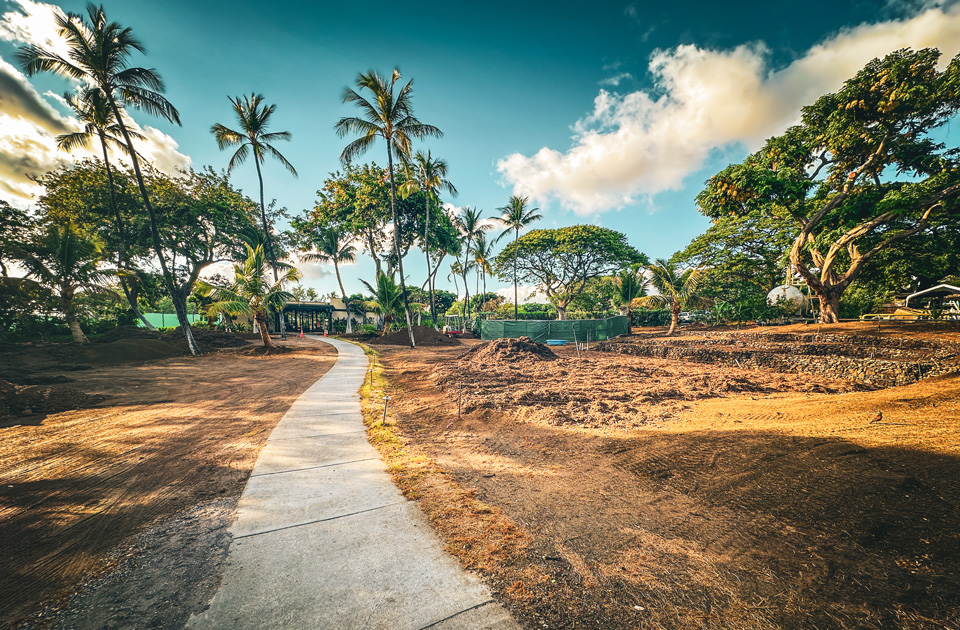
[299,330,304,338]
[323,331,327,337]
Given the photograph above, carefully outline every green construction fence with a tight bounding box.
[138,312,204,328]
[480,316,629,343]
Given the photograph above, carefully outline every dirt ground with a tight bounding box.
[0,335,336,629]
[376,322,960,630]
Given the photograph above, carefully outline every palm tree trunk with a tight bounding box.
[62,290,88,343]
[256,310,274,348]
[386,147,416,348]
[667,303,680,336]
[106,98,201,356]
[366,229,382,277]
[98,133,155,331]
[514,228,519,320]
[424,192,437,327]
[334,260,352,334]
[254,157,286,340]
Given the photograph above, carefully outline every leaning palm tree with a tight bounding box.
[199,244,300,349]
[360,271,405,335]
[400,150,457,327]
[17,4,198,353]
[211,94,296,283]
[497,195,541,319]
[335,68,443,348]
[301,227,357,333]
[638,259,710,336]
[56,88,154,330]
[12,224,112,343]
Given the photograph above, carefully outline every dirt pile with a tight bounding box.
[369,325,461,347]
[159,327,248,349]
[96,325,161,343]
[458,337,557,365]
[0,378,104,421]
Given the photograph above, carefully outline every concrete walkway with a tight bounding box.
[187,336,518,630]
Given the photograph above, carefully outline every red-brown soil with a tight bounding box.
[0,336,336,628]
[375,324,960,630]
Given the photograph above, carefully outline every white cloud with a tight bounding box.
[0,0,191,208]
[497,5,960,215]
[600,72,633,87]
[495,284,540,304]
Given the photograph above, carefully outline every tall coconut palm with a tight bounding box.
[473,232,495,309]
[56,88,154,330]
[400,150,457,327]
[497,195,541,319]
[335,68,443,348]
[453,207,491,319]
[17,4,198,353]
[13,224,111,343]
[639,259,710,336]
[301,227,357,333]
[199,244,299,349]
[211,94,296,283]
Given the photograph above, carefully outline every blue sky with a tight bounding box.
[1,0,959,300]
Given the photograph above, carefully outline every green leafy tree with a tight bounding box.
[199,244,299,349]
[299,226,358,333]
[696,48,960,322]
[335,68,443,348]
[18,4,198,351]
[496,195,542,319]
[0,201,37,277]
[11,224,113,343]
[211,93,297,285]
[400,150,457,326]
[640,259,710,335]
[495,225,644,320]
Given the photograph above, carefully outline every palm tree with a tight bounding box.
[335,68,443,348]
[453,207,491,320]
[211,94,297,285]
[199,244,299,349]
[400,150,457,327]
[12,224,111,343]
[497,195,541,319]
[360,272,405,335]
[301,227,357,333]
[613,267,648,321]
[473,232,495,309]
[56,88,154,330]
[17,4,197,353]
[639,259,710,336]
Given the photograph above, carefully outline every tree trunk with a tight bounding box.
[255,310,274,348]
[424,192,437,328]
[817,290,842,324]
[106,97,200,355]
[514,228,519,320]
[254,157,286,341]
[98,133,156,331]
[557,306,567,321]
[666,304,680,336]
[386,147,416,348]
[334,261,352,334]
[62,292,88,344]
[170,292,202,355]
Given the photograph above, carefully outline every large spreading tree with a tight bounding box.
[696,48,960,322]
[494,225,645,320]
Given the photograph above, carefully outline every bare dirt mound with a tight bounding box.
[159,327,248,349]
[0,378,105,422]
[369,325,461,347]
[95,325,161,343]
[458,336,557,365]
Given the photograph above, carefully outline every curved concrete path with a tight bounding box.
[188,336,518,630]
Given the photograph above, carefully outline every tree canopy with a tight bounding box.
[494,225,645,319]
[696,48,960,322]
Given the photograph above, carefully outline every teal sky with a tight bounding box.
[1,0,959,299]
